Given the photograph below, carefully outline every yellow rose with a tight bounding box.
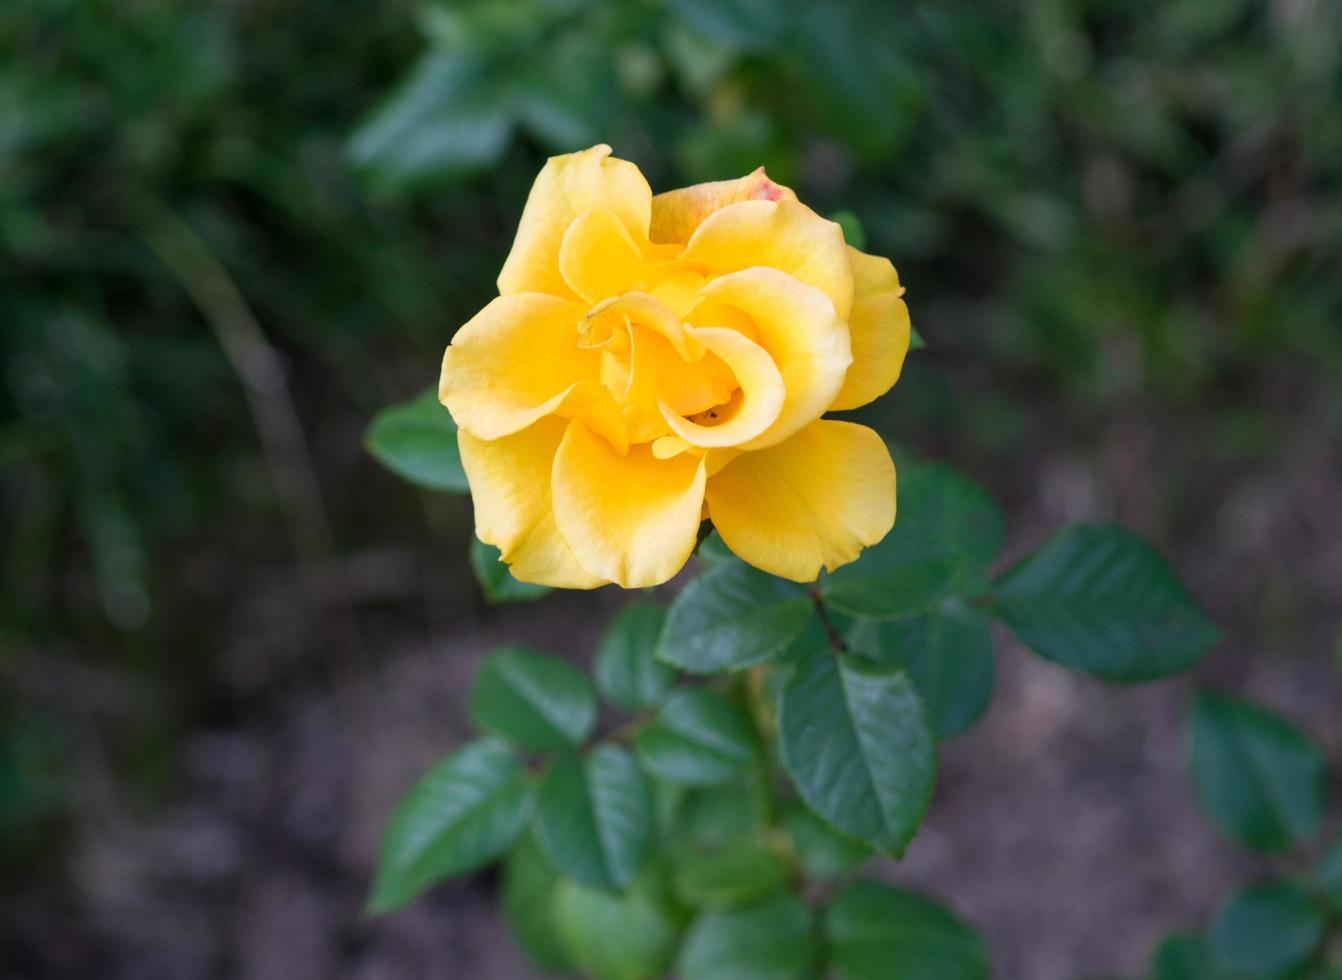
[440,145,911,589]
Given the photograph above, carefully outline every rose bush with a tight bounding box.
[439,145,911,588]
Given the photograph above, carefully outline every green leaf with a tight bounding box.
[993,523,1221,682]
[363,388,468,492]
[469,645,596,752]
[1317,834,1342,909]
[368,739,531,913]
[778,649,937,855]
[820,520,963,620]
[1209,881,1327,977]
[1150,933,1230,980]
[676,774,771,852]
[780,803,871,879]
[678,893,818,980]
[1187,691,1326,852]
[501,834,573,973]
[535,746,654,892]
[845,599,994,740]
[346,53,511,193]
[826,879,989,980]
[470,539,552,604]
[596,602,676,711]
[830,209,867,251]
[897,463,1005,572]
[634,687,756,786]
[673,841,788,910]
[553,871,681,980]
[909,325,927,350]
[658,561,814,673]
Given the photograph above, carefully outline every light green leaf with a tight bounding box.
[830,209,867,251]
[596,602,676,711]
[675,773,771,853]
[634,687,756,786]
[501,834,573,973]
[845,598,994,740]
[993,523,1220,681]
[909,325,927,350]
[553,871,681,980]
[1187,691,1326,852]
[820,520,963,620]
[658,561,814,673]
[778,649,936,855]
[780,804,871,879]
[363,388,468,492]
[678,893,817,980]
[826,879,989,980]
[1209,881,1327,977]
[535,746,654,892]
[347,53,511,193]
[673,841,788,910]
[469,645,596,751]
[470,539,552,604]
[368,738,531,913]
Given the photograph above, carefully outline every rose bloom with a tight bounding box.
[440,145,910,589]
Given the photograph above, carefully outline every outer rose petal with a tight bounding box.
[649,167,797,245]
[458,418,607,589]
[830,247,911,411]
[698,268,851,449]
[552,420,706,588]
[680,199,855,319]
[705,420,896,583]
[439,293,625,449]
[498,145,653,300]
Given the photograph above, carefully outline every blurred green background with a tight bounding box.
[3,0,1340,977]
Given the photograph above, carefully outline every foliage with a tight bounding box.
[364,375,1230,976]
[1147,690,1340,978]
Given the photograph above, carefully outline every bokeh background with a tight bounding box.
[3,0,1341,977]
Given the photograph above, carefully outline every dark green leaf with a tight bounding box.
[820,520,963,620]
[1317,835,1342,909]
[678,893,817,980]
[993,523,1220,682]
[675,774,771,853]
[778,649,936,855]
[347,54,511,193]
[1187,691,1326,852]
[826,879,989,980]
[368,739,531,913]
[898,463,1005,571]
[501,834,573,973]
[596,602,676,711]
[1149,933,1230,980]
[1209,881,1327,976]
[553,871,681,980]
[470,539,552,604]
[673,841,788,910]
[658,561,814,673]
[469,646,596,751]
[535,746,654,892]
[363,388,468,492]
[845,598,994,740]
[780,804,871,879]
[634,687,756,785]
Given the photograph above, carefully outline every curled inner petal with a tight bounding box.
[659,326,784,448]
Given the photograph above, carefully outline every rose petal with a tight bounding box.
[706,420,896,582]
[459,417,607,589]
[553,420,706,588]
[650,167,797,245]
[830,247,911,411]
